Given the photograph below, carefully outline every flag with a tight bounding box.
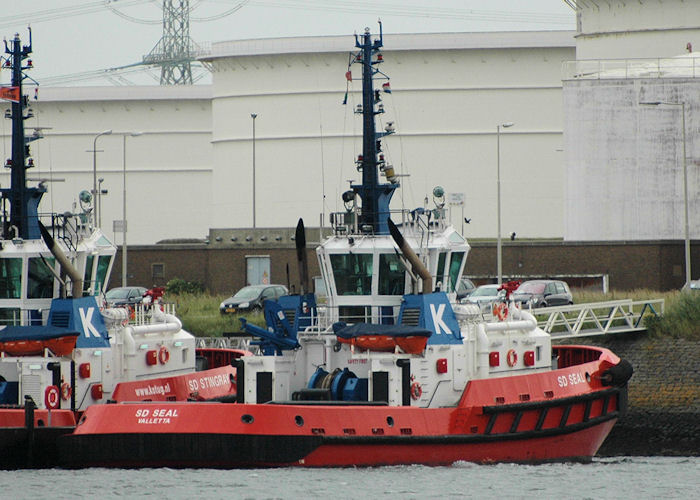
[382,82,391,93]
[0,86,19,102]
[345,70,352,81]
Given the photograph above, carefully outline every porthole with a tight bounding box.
[585,372,591,383]
[386,416,394,427]
[295,415,304,427]
[241,414,254,424]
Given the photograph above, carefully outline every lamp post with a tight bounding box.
[122,132,142,287]
[497,122,514,285]
[251,113,257,228]
[92,129,112,229]
[640,101,691,287]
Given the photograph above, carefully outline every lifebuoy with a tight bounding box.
[410,381,422,400]
[44,385,60,410]
[159,345,170,364]
[493,303,509,321]
[60,382,72,401]
[506,349,518,367]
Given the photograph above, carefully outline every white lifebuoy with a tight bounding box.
[61,382,72,401]
[159,345,170,364]
[493,303,509,321]
[410,381,422,400]
[506,349,518,367]
[45,385,60,410]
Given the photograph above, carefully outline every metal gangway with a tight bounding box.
[523,299,664,339]
[195,335,253,351]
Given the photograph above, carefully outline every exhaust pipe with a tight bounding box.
[295,218,310,294]
[388,218,432,293]
[39,221,83,298]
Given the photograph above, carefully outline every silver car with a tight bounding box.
[463,284,505,312]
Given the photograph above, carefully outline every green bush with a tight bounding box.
[644,291,700,339]
[165,278,205,295]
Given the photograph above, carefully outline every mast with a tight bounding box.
[2,28,45,240]
[351,22,397,235]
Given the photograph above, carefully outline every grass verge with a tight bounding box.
[166,289,700,340]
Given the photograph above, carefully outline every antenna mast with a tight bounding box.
[1,28,45,239]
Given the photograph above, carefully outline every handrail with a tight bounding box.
[524,299,664,338]
[562,57,700,80]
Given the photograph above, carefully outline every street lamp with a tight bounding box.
[497,122,514,285]
[122,132,142,287]
[92,129,112,229]
[640,101,691,287]
[251,113,257,228]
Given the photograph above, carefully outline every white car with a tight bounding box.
[463,284,505,312]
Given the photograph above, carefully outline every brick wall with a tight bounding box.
[111,239,695,293]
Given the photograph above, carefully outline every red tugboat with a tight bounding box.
[59,24,632,468]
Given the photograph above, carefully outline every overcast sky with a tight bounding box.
[1,1,575,85]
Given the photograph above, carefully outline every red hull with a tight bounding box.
[60,348,628,468]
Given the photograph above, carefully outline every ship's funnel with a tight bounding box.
[295,218,310,294]
[387,218,432,293]
[39,221,83,298]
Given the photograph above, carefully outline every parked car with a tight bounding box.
[682,279,700,291]
[219,284,289,314]
[512,280,573,308]
[463,284,505,312]
[104,286,148,307]
[455,277,476,301]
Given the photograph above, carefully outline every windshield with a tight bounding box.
[472,287,499,297]
[105,288,130,300]
[517,282,546,294]
[234,286,263,299]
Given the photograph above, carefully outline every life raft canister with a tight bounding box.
[44,385,60,410]
[506,349,518,367]
[159,345,170,364]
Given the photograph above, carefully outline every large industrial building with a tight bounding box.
[564,0,700,242]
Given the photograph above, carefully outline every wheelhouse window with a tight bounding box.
[378,254,405,296]
[28,257,55,299]
[83,255,94,294]
[448,252,465,293]
[0,258,22,299]
[330,254,373,295]
[94,255,112,295]
[436,252,447,288]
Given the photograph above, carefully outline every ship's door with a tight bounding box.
[246,256,270,285]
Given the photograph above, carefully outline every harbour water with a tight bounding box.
[2,456,697,499]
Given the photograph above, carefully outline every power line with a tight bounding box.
[0,0,154,29]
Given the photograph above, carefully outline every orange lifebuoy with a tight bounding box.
[61,382,72,401]
[493,303,509,321]
[44,385,60,410]
[159,345,170,364]
[506,349,518,367]
[410,381,422,400]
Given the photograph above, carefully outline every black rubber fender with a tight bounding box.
[601,359,634,387]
